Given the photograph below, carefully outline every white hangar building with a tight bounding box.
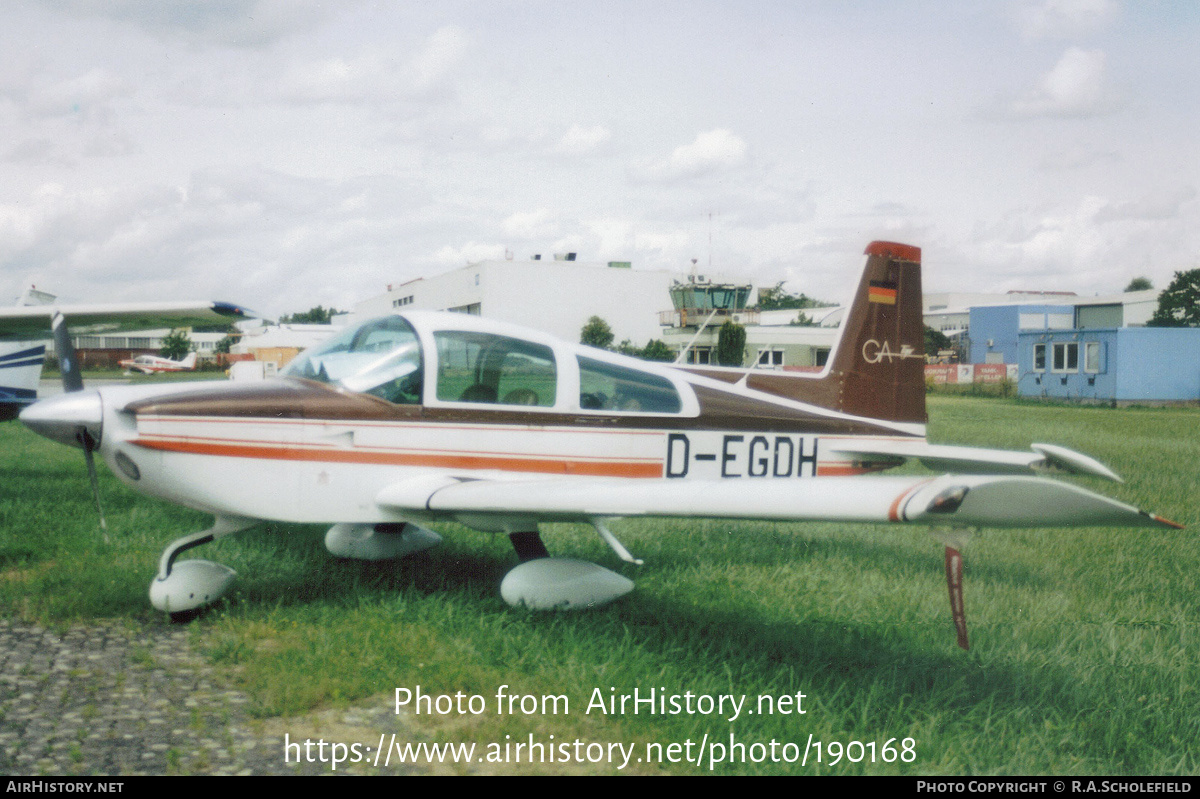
[354,254,679,346]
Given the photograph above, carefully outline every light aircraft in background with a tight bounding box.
[120,351,198,375]
[0,287,55,420]
[13,243,1181,649]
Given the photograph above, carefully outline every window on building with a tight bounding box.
[434,331,556,407]
[1033,343,1046,372]
[814,348,830,368]
[578,356,681,413]
[1084,341,1104,374]
[1052,342,1078,372]
[756,348,784,367]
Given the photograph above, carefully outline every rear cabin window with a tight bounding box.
[577,356,682,414]
[434,331,557,407]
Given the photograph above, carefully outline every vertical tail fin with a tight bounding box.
[743,241,926,426]
[826,241,926,424]
[180,352,198,369]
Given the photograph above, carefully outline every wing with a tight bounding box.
[826,440,1123,481]
[0,301,262,341]
[377,473,1180,530]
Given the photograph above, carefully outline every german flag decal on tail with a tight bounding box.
[868,281,898,305]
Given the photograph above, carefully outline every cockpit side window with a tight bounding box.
[577,356,682,413]
[434,331,556,407]
[282,316,423,404]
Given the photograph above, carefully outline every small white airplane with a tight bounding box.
[13,243,1181,648]
[120,351,198,375]
[0,288,54,420]
[0,342,44,421]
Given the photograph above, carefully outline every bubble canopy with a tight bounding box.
[282,315,422,404]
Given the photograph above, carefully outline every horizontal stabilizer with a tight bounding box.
[828,440,1122,481]
[377,473,1179,530]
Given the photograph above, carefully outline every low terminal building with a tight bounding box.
[1018,326,1200,404]
[959,290,1196,403]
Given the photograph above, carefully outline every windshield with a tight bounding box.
[282,316,423,404]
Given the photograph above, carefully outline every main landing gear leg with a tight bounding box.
[149,516,257,619]
[930,528,973,651]
[499,526,633,610]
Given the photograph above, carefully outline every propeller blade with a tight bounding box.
[52,311,106,535]
[51,311,84,393]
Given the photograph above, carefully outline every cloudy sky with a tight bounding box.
[1,0,1196,318]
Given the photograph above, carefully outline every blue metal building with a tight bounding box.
[1017,327,1200,403]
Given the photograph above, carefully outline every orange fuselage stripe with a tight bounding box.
[132,437,665,478]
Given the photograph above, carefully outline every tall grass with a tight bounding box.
[1,396,1197,774]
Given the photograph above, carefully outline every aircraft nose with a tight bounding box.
[19,390,103,450]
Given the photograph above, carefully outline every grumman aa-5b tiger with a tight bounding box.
[13,242,1182,649]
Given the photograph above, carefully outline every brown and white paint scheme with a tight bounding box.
[18,242,1181,646]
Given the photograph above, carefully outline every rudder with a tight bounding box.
[826,241,925,424]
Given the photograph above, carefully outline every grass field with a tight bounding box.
[1,395,1197,774]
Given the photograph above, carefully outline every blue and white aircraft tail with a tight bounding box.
[0,288,53,420]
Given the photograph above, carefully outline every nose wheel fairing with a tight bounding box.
[149,516,256,616]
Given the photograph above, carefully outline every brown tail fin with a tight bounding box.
[826,241,926,424]
[744,241,926,425]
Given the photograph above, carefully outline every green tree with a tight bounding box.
[924,326,952,356]
[580,316,614,349]
[754,282,828,311]
[159,329,192,361]
[640,339,674,362]
[281,305,342,324]
[1148,269,1200,327]
[1124,277,1153,292]
[716,320,747,366]
[214,334,236,354]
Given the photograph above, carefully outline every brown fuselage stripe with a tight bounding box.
[130,436,878,479]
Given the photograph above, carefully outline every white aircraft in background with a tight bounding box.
[120,351,198,375]
[0,288,54,420]
[12,243,1181,649]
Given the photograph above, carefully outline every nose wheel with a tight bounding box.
[149,516,256,617]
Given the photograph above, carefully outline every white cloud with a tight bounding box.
[44,0,344,48]
[1010,48,1114,117]
[639,129,749,182]
[275,26,469,105]
[1018,0,1118,39]
[278,51,399,103]
[432,241,507,267]
[555,125,612,156]
[407,25,470,95]
[501,209,558,240]
[1094,187,1197,224]
[27,69,130,118]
